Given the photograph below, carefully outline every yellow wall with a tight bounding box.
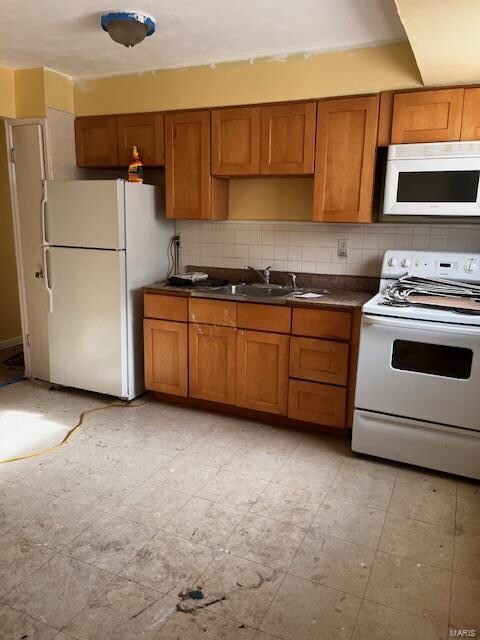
[229,178,312,220]
[0,121,21,342]
[395,0,480,86]
[74,42,422,115]
[0,67,75,119]
[0,67,15,119]
[14,68,46,118]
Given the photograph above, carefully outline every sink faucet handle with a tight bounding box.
[264,266,272,284]
[288,273,297,289]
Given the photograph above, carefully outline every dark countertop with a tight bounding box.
[144,267,376,311]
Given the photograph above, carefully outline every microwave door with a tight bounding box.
[383,157,480,216]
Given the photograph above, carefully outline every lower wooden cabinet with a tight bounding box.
[236,329,289,415]
[144,293,357,430]
[189,324,236,404]
[288,379,346,428]
[143,319,188,396]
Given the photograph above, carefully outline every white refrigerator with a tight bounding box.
[43,179,174,400]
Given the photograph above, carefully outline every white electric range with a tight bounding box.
[353,250,480,480]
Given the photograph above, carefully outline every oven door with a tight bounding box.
[383,157,480,216]
[355,314,480,430]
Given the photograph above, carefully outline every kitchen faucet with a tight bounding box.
[245,265,272,285]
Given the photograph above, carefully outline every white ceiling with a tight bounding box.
[0,0,406,80]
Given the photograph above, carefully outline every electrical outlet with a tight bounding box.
[337,239,349,258]
[175,233,184,248]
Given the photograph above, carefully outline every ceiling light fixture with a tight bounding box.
[101,11,156,47]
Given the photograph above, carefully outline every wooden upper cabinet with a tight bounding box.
[236,329,289,415]
[75,116,118,167]
[165,110,228,220]
[211,107,261,175]
[260,102,316,174]
[117,113,164,166]
[461,88,480,140]
[391,88,464,144]
[313,95,379,223]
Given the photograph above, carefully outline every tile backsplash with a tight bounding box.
[46,108,81,180]
[176,220,480,277]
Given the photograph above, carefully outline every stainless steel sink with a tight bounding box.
[199,283,294,298]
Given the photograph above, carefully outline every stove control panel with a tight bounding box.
[381,250,480,282]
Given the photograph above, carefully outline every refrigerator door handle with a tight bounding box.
[43,246,53,313]
[41,181,48,246]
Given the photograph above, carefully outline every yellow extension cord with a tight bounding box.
[0,399,148,465]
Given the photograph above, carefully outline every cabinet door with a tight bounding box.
[117,113,164,166]
[313,96,379,223]
[391,89,464,144]
[165,111,228,219]
[211,107,261,175]
[236,330,289,415]
[144,319,188,396]
[461,88,480,141]
[75,116,118,167]
[189,324,236,404]
[260,102,316,174]
[288,380,346,428]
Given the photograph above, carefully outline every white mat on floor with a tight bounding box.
[0,410,70,462]
[0,379,109,463]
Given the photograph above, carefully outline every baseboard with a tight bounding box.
[0,336,23,350]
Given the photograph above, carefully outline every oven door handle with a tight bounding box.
[363,313,480,335]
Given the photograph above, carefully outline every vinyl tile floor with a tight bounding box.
[0,380,479,640]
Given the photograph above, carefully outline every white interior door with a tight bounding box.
[10,123,49,380]
[46,247,127,398]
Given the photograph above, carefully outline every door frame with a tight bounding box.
[4,118,50,377]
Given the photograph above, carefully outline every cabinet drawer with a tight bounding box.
[189,298,237,327]
[290,337,349,385]
[144,294,188,322]
[292,308,351,341]
[288,379,346,428]
[237,303,291,333]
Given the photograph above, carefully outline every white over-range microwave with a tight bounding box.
[382,141,480,223]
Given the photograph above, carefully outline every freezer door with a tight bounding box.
[46,247,128,398]
[44,180,125,249]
